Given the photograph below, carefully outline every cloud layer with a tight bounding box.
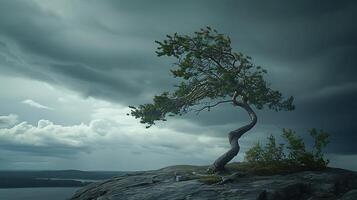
[0,104,237,170]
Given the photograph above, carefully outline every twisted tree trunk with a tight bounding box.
[211,101,257,172]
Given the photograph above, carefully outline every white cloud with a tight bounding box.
[0,114,18,128]
[22,99,54,110]
[0,103,231,164]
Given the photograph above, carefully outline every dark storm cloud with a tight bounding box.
[0,0,357,156]
[0,0,174,103]
[47,63,141,98]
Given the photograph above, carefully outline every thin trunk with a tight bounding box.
[211,102,257,172]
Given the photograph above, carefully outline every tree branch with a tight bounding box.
[194,100,233,114]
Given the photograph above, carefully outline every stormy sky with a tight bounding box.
[0,0,356,171]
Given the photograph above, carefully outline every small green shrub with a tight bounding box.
[244,128,329,172]
[245,135,285,165]
[244,142,263,163]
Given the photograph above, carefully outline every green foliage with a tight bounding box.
[129,27,294,127]
[244,142,263,163]
[129,92,182,128]
[244,129,330,171]
[262,135,285,164]
[310,128,330,159]
[245,135,285,166]
[281,129,307,164]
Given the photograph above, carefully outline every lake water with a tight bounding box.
[0,187,80,200]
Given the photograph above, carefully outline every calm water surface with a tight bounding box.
[0,187,80,200]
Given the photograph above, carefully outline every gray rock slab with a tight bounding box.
[70,167,357,200]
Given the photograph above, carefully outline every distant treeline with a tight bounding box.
[0,170,126,188]
[0,170,124,180]
[0,177,90,188]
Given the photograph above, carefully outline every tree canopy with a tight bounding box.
[129,27,294,128]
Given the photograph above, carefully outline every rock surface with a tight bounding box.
[70,165,357,200]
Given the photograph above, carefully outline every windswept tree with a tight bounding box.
[129,27,295,172]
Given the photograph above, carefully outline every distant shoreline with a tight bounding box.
[0,177,91,188]
[0,170,125,188]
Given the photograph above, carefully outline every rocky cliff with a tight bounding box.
[70,164,357,200]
